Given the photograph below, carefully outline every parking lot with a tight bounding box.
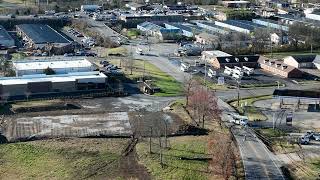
[168,55,289,88]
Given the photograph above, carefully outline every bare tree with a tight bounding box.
[189,86,221,128]
[183,77,197,107]
[208,132,236,179]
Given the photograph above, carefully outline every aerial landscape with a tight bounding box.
[0,0,319,179]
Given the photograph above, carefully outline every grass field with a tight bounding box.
[0,138,129,180]
[263,49,320,59]
[110,59,183,97]
[230,95,272,121]
[136,136,210,180]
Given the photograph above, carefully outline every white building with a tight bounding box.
[305,13,320,21]
[81,5,101,12]
[12,58,95,76]
[270,32,288,45]
[0,71,107,98]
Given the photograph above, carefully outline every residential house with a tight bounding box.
[283,54,318,68]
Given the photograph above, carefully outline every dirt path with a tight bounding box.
[118,148,152,180]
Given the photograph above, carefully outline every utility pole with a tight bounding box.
[159,135,163,168]
[149,127,152,153]
[272,112,275,130]
[164,121,167,148]
[237,80,240,107]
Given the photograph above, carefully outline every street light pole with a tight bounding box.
[237,80,240,107]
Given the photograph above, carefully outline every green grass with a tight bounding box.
[229,95,272,121]
[136,136,210,180]
[126,29,140,39]
[256,128,286,138]
[0,138,129,179]
[110,59,183,97]
[193,76,228,90]
[11,52,26,60]
[105,47,128,57]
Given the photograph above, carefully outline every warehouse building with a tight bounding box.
[164,23,202,37]
[0,71,107,98]
[252,19,289,31]
[0,25,15,48]
[258,57,302,78]
[137,21,182,40]
[12,58,95,76]
[283,55,319,69]
[16,24,73,54]
[195,21,230,35]
[215,20,265,34]
[221,1,250,8]
[201,51,259,68]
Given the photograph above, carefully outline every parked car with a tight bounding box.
[85,52,96,57]
[300,136,310,145]
[312,133,320,141]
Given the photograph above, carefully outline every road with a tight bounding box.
[125,42,286,179]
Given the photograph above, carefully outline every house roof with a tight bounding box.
[138,21,163,31]
[273,89,320,99]
[16,24,70,44]
[258,57,297,73]
[290,54,317,63]
[216,55,260,64]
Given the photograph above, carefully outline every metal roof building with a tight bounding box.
[215,20,265,34]
[195,21,230,35]
[0,71,107,98]
[252,19,289,31]
[164,22,203,37]
[16,24,71,49]
[12,58,95,76]
[0,25,15,47]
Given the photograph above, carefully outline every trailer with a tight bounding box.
[224,66,233,75]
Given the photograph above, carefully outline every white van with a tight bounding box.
[207,69,216,78]
[180,63,190,72]
[231,114,248,126]
[136,47,143,55]
[224,66,233,75]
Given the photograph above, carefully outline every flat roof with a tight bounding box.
[273,89,320,99]
[222,20,265,31]
[16,24,70,44]
[222,1,250,4]
[0,71,106,85]
[0,25,14,42]
[203,50,232,57]
[165,22,203,33]
[138,21,163,31]
[13,58,93,71]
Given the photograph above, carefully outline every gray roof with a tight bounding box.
[224,20,265,31]
[291,54,317,63]
[0,25,14,42]
[16,24,70,44]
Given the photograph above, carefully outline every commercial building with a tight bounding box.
[137,21,181,40]
[164,23,202,37]
[81,5,102,12]
[215,20,265,34]
[283,55,318,69]
[0,25,15,47]
[0,71,107,98]
[252,19,289,31]
[195,21,230,35]
[258,57,302,78]
[221,1,250,8]
[16,24,73,54]
[12,58,95,76]
[195,33,219,46]
[201,51,259,68]
[305,12,320,22]
[212,55,260,69]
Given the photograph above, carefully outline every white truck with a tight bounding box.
[224,66,233,75]
[229,114,248,126]
[243,66,254,76]
[180,63,190,72]
[207,69,216,78]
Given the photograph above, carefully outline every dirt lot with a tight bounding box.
[0,95,183,142]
